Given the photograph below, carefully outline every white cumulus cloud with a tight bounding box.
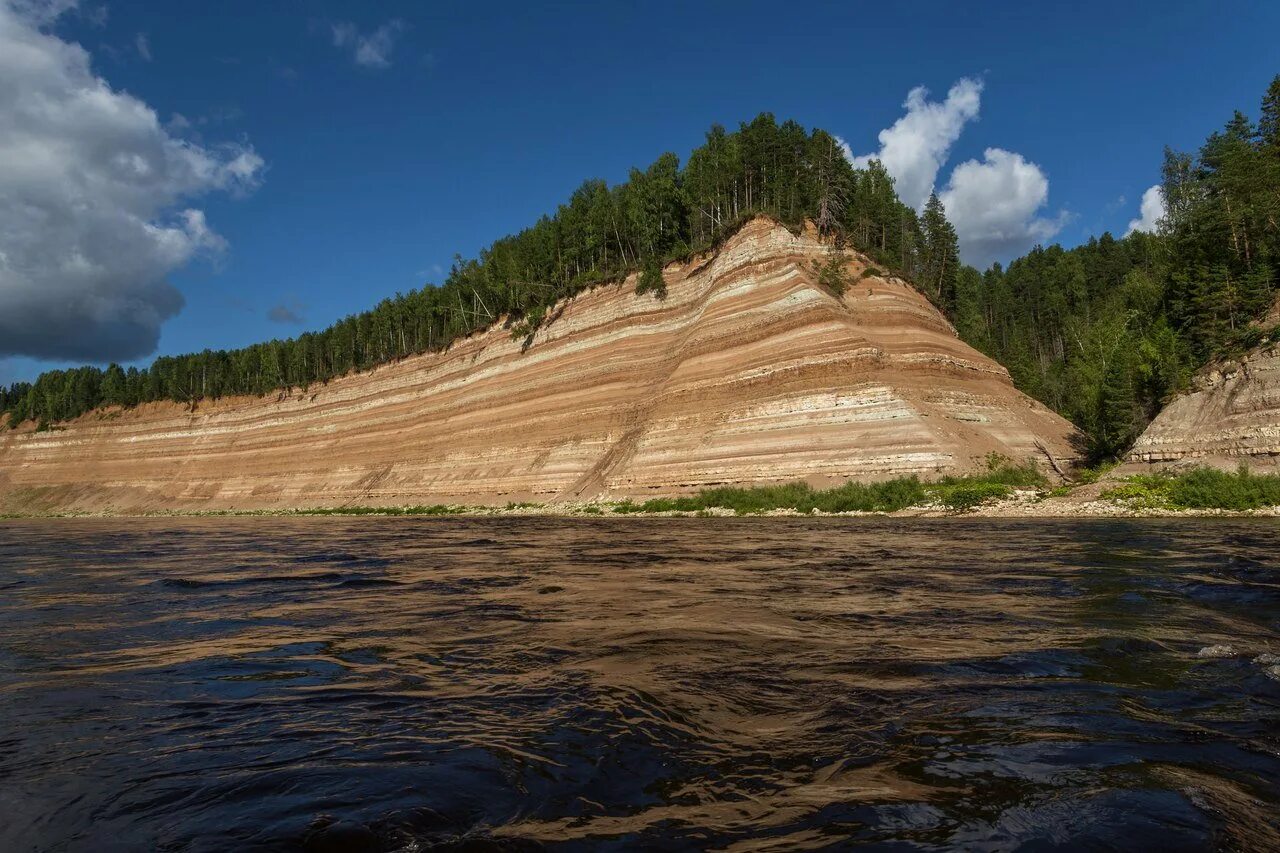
[939,148,1067,269]
[330,19,403,69]
[847,77,982,210]
[847,78,1067,267]
[1125,185,1165,236]
[0,0,264,361]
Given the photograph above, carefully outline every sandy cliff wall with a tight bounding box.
[1129,344,1280,466]
[0,219,1077,513]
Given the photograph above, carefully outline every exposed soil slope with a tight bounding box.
[1129,343,1280,467]
[0,219,1077,513]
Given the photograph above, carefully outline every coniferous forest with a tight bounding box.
[954,75,1280,459]
[4,76,1280,463]
[0,116,943,428]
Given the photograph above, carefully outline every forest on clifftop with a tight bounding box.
[952,75,1280,459]
[0,115,961,428]
[5,75,1280,463]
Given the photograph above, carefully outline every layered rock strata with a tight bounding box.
[1129,345,1280,465]
[0,218,1077,513]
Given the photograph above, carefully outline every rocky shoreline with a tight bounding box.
[5,487,1279,520]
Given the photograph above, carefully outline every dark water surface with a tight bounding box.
[2,518,1279,851]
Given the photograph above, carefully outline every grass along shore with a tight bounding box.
[8,459,1280,519]
[1100,465,1280,511]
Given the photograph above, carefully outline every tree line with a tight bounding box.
[2,113,960,429]
[953,75,1280,459]
[8,78,1280,466]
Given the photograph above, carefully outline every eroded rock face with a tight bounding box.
[1129,346,1280,464]
[0,219,1078,513]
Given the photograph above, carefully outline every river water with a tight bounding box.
[1,517,1278,851]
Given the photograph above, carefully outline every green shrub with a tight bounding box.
[1171,466,1280,509]
[933,482,1011,512]
[509,305,547,341]
[1102,465,1280,510]
[1072,461,1117,485]
[598,459,1041,515]
[810,254,851,296]
[635,258,667,299]
[808,477,927,512]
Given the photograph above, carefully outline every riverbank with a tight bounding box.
[5,487,1280,519]
[7,462,1280,519]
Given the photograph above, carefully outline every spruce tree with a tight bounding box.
[101,364,126,407]
[920,192,960,315]
[1259,74,1280,156]
[1096,353,1139,460]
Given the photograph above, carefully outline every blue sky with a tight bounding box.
[2,0,1279,385]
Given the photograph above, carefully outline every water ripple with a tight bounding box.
[0,517,1278,850]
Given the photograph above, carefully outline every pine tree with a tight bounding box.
[809,131,848,237]
[953,266,989,350]
[1255,76,1280,272]
[1259,74,1280,156]
[101,364,126,407]
[1242,265,1274,318]
[920,192,960,314]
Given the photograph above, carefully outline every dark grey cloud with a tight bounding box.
[0,1,263,362]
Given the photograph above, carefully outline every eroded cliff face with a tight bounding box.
[0,219,1078,513]
[1129,345,1280,465]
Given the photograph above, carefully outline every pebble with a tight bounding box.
[1267,666,1280,682]
[1253,653,1280,665]
[1196,644,1237,659]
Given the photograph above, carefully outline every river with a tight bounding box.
[1,517,1278,850]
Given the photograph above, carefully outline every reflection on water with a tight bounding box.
[1,517,1278,850]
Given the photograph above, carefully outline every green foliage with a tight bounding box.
[635,257,667,298]
[932,482,1011,512]
[1102,465,1280,510]
[956,75,1280,462]
[4,113,944,429]
[981,453,1046,486]
[811,252,852,296]
[924,455,1043,512]
[1072,461,1117,485]
[509,304,547,342]
[608,458,1044,515]
[919,192,961,312]
[294,504,467,516]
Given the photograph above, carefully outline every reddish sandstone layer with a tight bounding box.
[0,219,1077,513]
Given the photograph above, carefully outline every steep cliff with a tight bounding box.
[0,219,1077,513]
[1129,343,1280,466]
